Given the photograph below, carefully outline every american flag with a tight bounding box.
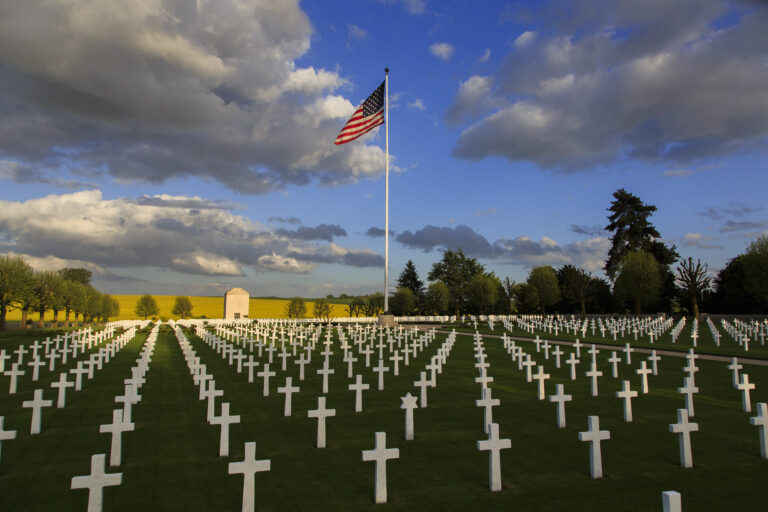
[334,80,385,145]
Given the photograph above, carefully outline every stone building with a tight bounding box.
[223,287,249,320]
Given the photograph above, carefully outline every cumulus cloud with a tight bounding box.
[479,48,491,63]
[430,42,455,61]
[269,216,302,225]
[453,1,768,170]
[0,0,385,194]
[514,31,537,48]
[395,223,610,273]
[365,227,395,238]
[0,191,382,280]
[275,224,348,242]
[445,75,501,126]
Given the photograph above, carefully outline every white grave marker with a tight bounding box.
[476,422,511,492]
[578,416,610,478]
[70,454,122,512]
[228,441,271,512]
[362,432,399,504]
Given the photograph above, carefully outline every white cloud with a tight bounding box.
[430,42,455,61]
[0,191,383,279]
[347,24,368,41]
[445,75,500,126]
[514,31,537,48]
[407,98,426,111]
[479,48,491,63]
[454,3,768,171]
[0,0,385,194]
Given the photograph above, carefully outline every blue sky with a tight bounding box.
[0,0,766,298]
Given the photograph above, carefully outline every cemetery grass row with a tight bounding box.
[0,322,766,510]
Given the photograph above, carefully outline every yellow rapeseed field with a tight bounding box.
[5,295,349,322]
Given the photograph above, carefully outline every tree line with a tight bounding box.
[0,256,119,329]
[387,189,767,317]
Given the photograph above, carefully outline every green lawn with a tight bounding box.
[1,322,766,510]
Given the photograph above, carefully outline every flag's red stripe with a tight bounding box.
[335,116,384,144]
[337,113,383,139]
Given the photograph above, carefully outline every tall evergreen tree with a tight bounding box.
[397,260,424,298]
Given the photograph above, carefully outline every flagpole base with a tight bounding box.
[378,313,396,326]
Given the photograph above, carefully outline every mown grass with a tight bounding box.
[1,323,766,510]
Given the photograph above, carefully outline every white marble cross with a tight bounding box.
[277,377,300,417]
[616,380,638,422]
[678,376,699,417]
[737,374,755,413]
[257,364,276,397]
[99,409,134,466]
[317,364,335,394]
[307,396,335,448]
[532,365,550,400]
[372,359,390,391]
[348,374,370,413]
[210,402,241,457]
[401,393,418,441]
[727,357,743,388]
[749,402,768,459]
[243,356,259,383]
[229,441,271,512]
[0,416,17,463]
[548,384,572,428]
[607,352,621,378]
[477,422,511,492]
[566,353,579,380]
[201,380,224,422]
[669,408,698,468]
[636,361,652,394]
[389,351,403,376]
[70,453,122,512]
[623,343,633,364]
[648,350,661,376]
[362,432,399,504]
[585,363,603,397]
[578,416,610,478]
[414,371,431,408]
[5,363,25,394]
[552,346,563,368]
[22,388,53,435]
[51,371,75,408]
[476,387,500,434]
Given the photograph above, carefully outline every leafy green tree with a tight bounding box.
[467,273,498,315]
[0,255,34,329]
[33,270,64,328]
[284,297,306,319]
[557,265,590,316]
[423,281,450,315]
[362,292,385,317]
[58,268,93,285]
[390,287,416,316]
[60,279,85,326]
[397,260,424,310]
[675,257,711,319]
[346,296,365,317]
[85,286,103,323]
[526,266,561,314]
[712,235,768,313]
[428,249,485,315]
[172,296,194,319]
[313,298,332,321]
[99,293,119,322]
[135,293,160,320]
[614,250,662,314]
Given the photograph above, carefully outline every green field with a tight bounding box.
[0,321,766,510]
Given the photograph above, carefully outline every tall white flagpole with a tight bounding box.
[383,67,390,313]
